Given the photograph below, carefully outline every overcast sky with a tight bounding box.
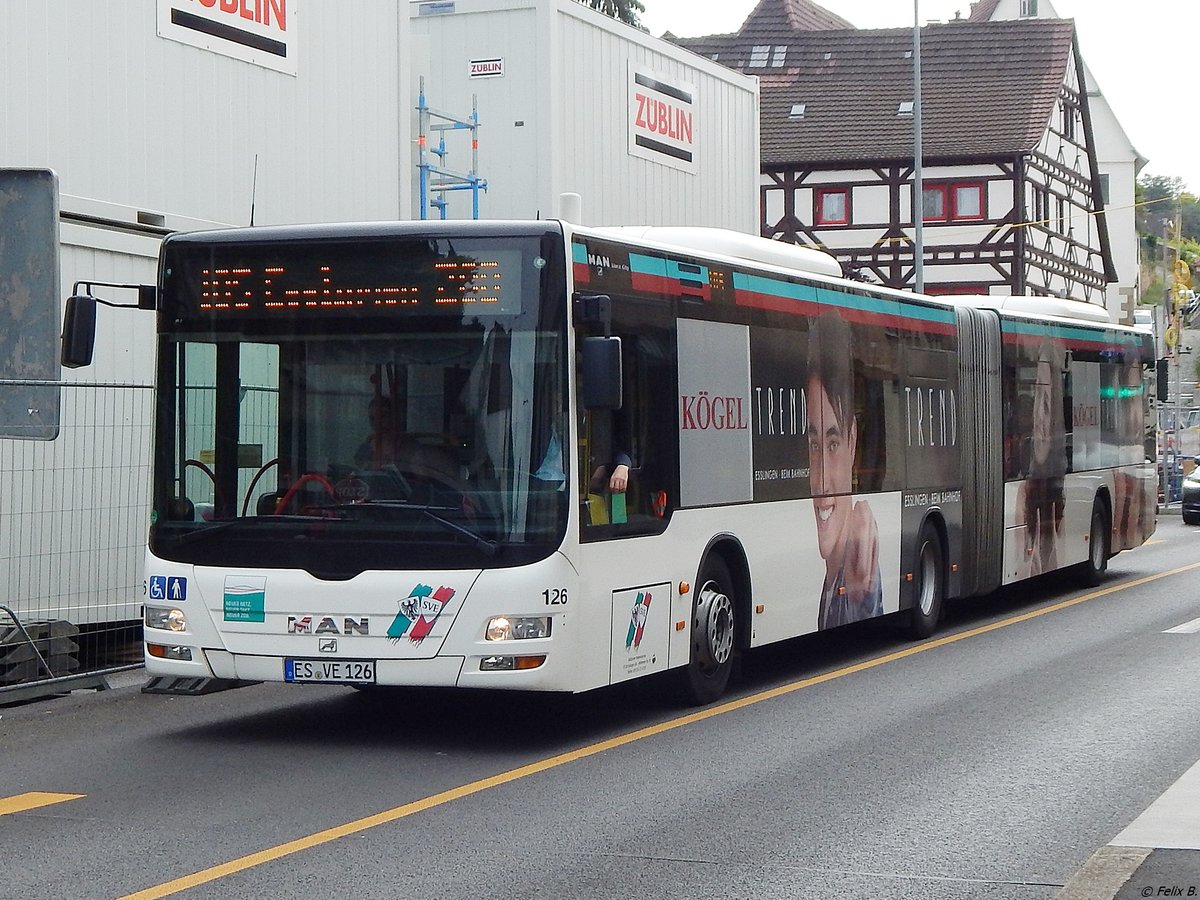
[638,0,1199,195]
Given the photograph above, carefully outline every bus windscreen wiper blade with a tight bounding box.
[421,507,498,556]
[160,514,338,547]
[332,501,498,555]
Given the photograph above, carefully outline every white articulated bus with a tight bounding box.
[63,219,1156,703]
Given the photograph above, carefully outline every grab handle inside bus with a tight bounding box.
[581,336,623,410]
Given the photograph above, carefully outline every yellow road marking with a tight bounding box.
[122,561,1200,900]
[0,792,84,816]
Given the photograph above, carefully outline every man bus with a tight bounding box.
[62,219,1157,704]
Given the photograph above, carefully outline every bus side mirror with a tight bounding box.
[61,294,97,368]
[1156,358,1169,403]
[581,336,622,410]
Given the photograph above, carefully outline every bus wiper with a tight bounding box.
[159,514,340,547]
[421,507,498,556]
[332,501,498,555]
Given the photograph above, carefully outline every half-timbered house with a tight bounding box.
[966,0,1144,319]
[675,0,1118,306]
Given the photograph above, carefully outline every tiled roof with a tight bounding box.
[737,0,854,38]
[675,19,1076,167]
[966,0,1003,22]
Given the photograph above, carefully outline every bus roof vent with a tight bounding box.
[589,226,842,278]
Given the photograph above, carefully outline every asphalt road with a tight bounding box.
[3,518,1200,900]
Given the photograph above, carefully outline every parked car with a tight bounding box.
[1182,460,1200,525]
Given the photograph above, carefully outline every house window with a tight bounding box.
[1061,100,1076,141]
[816,187,850,226]
[1098,173,1110,205]
[1031,186,1048,226]
[922,181,984,222]
[924,283,988,296]
[1019,0,1038,16]
[922,185,947,222]
[952,183,984,219]
[749,45,770,67]
[770,45,787,67]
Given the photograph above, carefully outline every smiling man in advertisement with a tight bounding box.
[806,313,883,629]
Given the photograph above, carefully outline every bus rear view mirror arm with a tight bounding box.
[60,280,157,369]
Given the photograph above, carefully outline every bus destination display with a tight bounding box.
[176,244,524,318]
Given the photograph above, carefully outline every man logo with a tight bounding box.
[318,638,337,653]
[288,616,369,635]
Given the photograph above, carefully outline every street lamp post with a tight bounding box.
[913,0,924,293]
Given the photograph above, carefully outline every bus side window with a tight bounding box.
[579,325,676,533]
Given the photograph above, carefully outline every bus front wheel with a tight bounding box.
[680,556,737,705]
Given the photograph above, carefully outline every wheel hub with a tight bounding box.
[695,580,734,668]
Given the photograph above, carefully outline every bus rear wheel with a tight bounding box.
[1079,500,1109,587]
[680,556,736,705]
[909,522,944,640]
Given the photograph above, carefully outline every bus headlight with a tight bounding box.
[485,615,552,641]
[146,643,193,661]
[145,606,187,632]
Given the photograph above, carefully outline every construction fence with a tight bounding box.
[1,378,151,703]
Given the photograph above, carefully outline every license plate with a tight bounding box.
[284,658,376,684]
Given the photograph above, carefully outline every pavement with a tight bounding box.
[1056,758,1200,899]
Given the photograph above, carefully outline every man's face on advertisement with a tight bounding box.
[808,377,856,561]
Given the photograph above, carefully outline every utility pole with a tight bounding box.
[913,0,924,292]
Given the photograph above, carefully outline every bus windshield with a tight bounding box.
[148,229,567,577]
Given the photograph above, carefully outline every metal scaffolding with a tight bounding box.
[416,77,488,220]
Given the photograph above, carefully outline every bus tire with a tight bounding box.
[1080,500,1110,587]
[680,555,737,705]
[909,522,945,640]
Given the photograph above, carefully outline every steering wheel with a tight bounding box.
[272,473,337,515]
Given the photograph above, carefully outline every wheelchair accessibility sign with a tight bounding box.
[149,576,188,602]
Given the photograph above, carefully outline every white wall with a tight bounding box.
[1,0,410,226]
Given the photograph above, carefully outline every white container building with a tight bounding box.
[409,0,760,230]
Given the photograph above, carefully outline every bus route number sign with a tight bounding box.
[284,658,376,684]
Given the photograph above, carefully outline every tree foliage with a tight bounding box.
[578,0,645,28]
[1137,174,1199,244]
